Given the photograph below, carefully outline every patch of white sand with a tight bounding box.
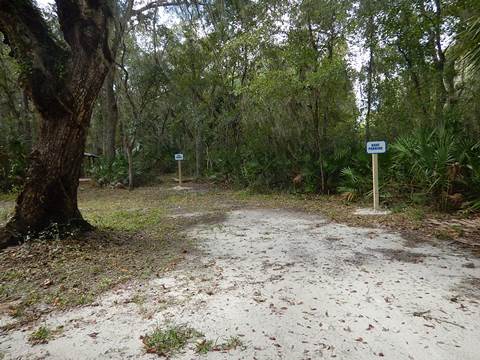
[1,209,479,359]
[169,211,214,219]
[171,185,193,191]
[354,208,392,215]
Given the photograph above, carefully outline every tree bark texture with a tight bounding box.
[0,0,113,248]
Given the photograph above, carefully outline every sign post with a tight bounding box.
[372,153,379,211]
[175,153,184,185]
[366,141,387,211]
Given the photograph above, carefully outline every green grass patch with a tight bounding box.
[142,325,203,356]
[85,208,166,232]
[0,186,196,327]
[142,324,245,356]
[27,325,64,345]
[0,192,16,202]
[28,326,52,345]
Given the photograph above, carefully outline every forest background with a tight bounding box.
[1,0,479,212]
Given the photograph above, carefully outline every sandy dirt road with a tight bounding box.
[1,209,479,359]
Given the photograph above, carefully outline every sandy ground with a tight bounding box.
[1,209,479,359]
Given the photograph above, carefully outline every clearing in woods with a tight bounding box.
[0,183,479,359]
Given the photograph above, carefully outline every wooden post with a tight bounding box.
[372,153,379,211]
[178,160,182,185]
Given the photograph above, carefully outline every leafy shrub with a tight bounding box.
[89,156,130,186]
[391,128,457,199]
[337,167,369,201]
[390,126,480,210]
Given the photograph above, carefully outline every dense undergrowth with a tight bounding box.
[84,125,480,212]
[2,124,479,213]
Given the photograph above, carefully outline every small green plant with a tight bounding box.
[98,277,113,291]
[142,325,203,357]
[221,336,244,350]
[28,326,51,345]
[195,335,245,354]
[75,292,94,306]
[9,305,24,318]
[406,207,426,222]
[131,293,146,305]
[195,339,215,354]
[24,291,41,306]
[0,284,6,298]
[449,224,464,237]
[435,229,454,241]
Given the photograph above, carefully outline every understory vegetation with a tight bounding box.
[1,0,479,212]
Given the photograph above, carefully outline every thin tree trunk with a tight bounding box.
[103,67,119,161]
[365,14,375,142]
[306,17,327,193]
[121,115,135,191]
[195,122,203,179]
[432,0,448,120]
[126,144,134,190]
[397,45,430,123]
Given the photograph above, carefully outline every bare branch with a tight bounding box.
[132,0,207,16]
[111,0,135,58]
[133,1,181,15]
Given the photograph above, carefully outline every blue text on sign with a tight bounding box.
[366,141,387,154]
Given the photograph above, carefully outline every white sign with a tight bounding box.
[174,153,184,161]
[366,141,387,154]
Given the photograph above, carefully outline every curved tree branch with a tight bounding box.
[0,0,71,119]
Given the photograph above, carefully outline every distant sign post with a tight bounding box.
[366,141,387,211]
[175,153,184,185]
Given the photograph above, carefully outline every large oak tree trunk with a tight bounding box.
[6,108,95,239]
[0,0,113,249]
[1,90,107,248]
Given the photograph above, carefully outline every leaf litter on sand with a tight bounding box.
[1,182,478,329]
